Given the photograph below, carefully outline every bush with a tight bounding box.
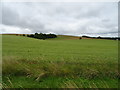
[79,37,82,39]
[27,33,57,40]
[23,34,25,36]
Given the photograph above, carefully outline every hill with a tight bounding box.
[2,35,118,88]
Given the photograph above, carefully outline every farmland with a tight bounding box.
[2,35,119,88]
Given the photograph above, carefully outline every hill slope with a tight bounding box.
[2,35,118,88]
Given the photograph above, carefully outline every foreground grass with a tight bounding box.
[2,35,119,88]
[2,76,118,88]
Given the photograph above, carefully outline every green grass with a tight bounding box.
[2,35,119,88]
[2,76,118,88]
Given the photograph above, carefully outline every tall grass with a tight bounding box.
[2,56,119,79]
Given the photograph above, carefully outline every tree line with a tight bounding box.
[82,35,120,40]
[27,33,57,40]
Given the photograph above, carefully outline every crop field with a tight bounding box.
[2,35,119,88]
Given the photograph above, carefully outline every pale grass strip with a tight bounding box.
[7,77,13,88]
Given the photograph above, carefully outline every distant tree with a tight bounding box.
[35,32,38,35]
[28,34,34,38]
[27,34,30,37]
[97,36,101,39]
[79,37,82,39]
[27,33,57,40]
[23,34,25,36]
[82,35,88,38]
[34,33,39,38]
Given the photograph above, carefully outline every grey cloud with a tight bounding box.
[2,7,20,25]
[2,4,45,32]
[1,2,118,37]
[102,19,110,22]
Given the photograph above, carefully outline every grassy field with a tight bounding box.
[2,35,119,88]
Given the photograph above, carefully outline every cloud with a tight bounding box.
[0,24,32,34]
[2,7,20,26]
[0,2,118,37]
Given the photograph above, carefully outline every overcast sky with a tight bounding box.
[0,2,118,37]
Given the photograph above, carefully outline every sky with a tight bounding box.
[0,1,118,37]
